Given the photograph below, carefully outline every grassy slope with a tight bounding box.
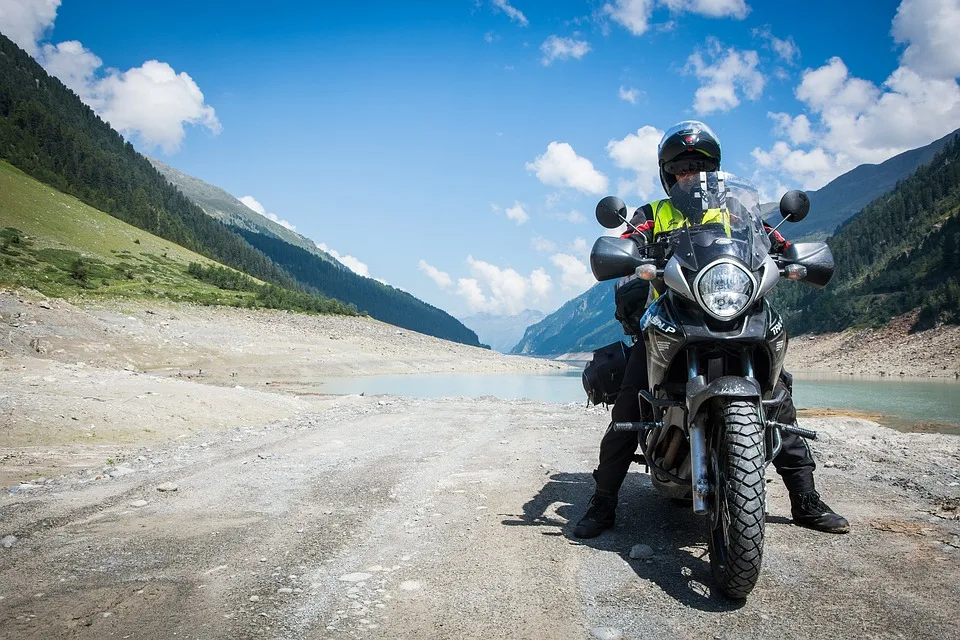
[0,160,256,304]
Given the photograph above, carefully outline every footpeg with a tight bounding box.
[768,420,818,440]
[613,421,663,432]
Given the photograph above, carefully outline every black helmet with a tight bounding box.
[658,120,721,193]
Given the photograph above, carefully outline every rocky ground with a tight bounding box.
[787,311,960,378]
[1,289,958,639]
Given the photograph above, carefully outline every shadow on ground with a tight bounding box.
[500,470,798,612]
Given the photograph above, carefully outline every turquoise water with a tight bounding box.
[311,369,960,434]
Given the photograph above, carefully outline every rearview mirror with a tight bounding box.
[780,190,810,222]
[596,196,628,229]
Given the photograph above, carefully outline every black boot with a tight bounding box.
[790,490,850,533]
[574,492,617,539]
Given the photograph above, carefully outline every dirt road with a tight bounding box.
[1,291,958,639]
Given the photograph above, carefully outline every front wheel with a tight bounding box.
[707,399,766,599]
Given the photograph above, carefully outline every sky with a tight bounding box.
[2,0,960,318]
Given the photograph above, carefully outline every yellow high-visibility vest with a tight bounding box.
[650,199,730,237]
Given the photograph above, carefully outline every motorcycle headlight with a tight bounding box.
[697,262,753,319]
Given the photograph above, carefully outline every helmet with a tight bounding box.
[658,120,721,193]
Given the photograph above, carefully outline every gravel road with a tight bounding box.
[1,290,958,639]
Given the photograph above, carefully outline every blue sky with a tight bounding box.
[3,0,960,318]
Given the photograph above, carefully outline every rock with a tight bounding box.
[156,482,178,492]
[249,595,260,602]
[590,628,624,640]
[339,572,373,583]
[130,500,148,507]
[1,535,17,549]
[399,580,421,591]
[29,338,48,353]
[277,588,293,594]
[38,301,52,309]
[109,466,136,477]
[825,460,836,468]
[629,544,654,559]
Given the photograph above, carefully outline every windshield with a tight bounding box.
[663,172,770,271]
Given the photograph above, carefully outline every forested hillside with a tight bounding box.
[775,135,960,333]
[0,34,305,292]
[511,281,624,355]
[235,229,482,346]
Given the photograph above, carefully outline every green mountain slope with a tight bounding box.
[790,128,958,240]
[774,134,960,334]
[0,159,351,318]
[235,229,483,346]
[0,33,302,292]
[147,157,338,265]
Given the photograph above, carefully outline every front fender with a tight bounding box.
[686,375,761,421]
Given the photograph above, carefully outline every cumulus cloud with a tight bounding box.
[455,256,552,314]
[239,195,296,231]
[752,0,960,191]
[418,259,452,289]
[540,35,591,65]
[892,0,960,79]
[606,125,665,200]
[563,210,586,223]
[569,237,589,254]
[316,242,371,278]
[0,0,60,55]
[526,142,609,195]
[618,85,640,103]
[505,201,530,224]
[531,235,557,252]
[5,2,220,154]
[603,0,747,36]
[752,26,799,63]
[549,253,595,292]
[686,39,764,114]
[491,0,528,26]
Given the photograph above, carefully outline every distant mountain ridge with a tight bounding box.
[459,309,545,353]
[147,157,339,266]
[514,130,960,356]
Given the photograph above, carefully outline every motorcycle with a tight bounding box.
[589,171,834,599]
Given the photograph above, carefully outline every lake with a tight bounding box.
[311,369,960,435]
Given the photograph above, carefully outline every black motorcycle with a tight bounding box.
[589,171,834,599]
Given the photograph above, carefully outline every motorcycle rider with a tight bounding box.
[574,120,850,539]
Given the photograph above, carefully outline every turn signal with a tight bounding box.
[635,263,658,281]
[784,264,808,280]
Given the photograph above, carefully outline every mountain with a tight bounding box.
[773,133,960,334]
[511,283,624,356]
[0,33,300,293]
[459,310,545,353]
[147,157,338,266]
[786,128,959,240]
[515,131,960,356]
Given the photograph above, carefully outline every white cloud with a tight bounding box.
[484,31,497,44]
[540,35,591,65]
[768,111,813,145]
[563,210,586,223]
[618,85,640,103]
[239,195,296,231]
[505,201,530,224]
[892,0,960,79]
[661,0,749,18]
[455,256,552,314]
[570,237,589,254]
[602,0,656,36]
[549,253,595,292]
[526,142,609,194]
[491,0,528,26]
[751,142,841,191]
[606,125,665,200]
[316,242,371,278]
[418,260,452,289]
[531,235,557,252]
[19,11,220,154]
[752,26,799,63]
[0,0,60,55]
[686,39,764,114]
[603,0,747,36]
